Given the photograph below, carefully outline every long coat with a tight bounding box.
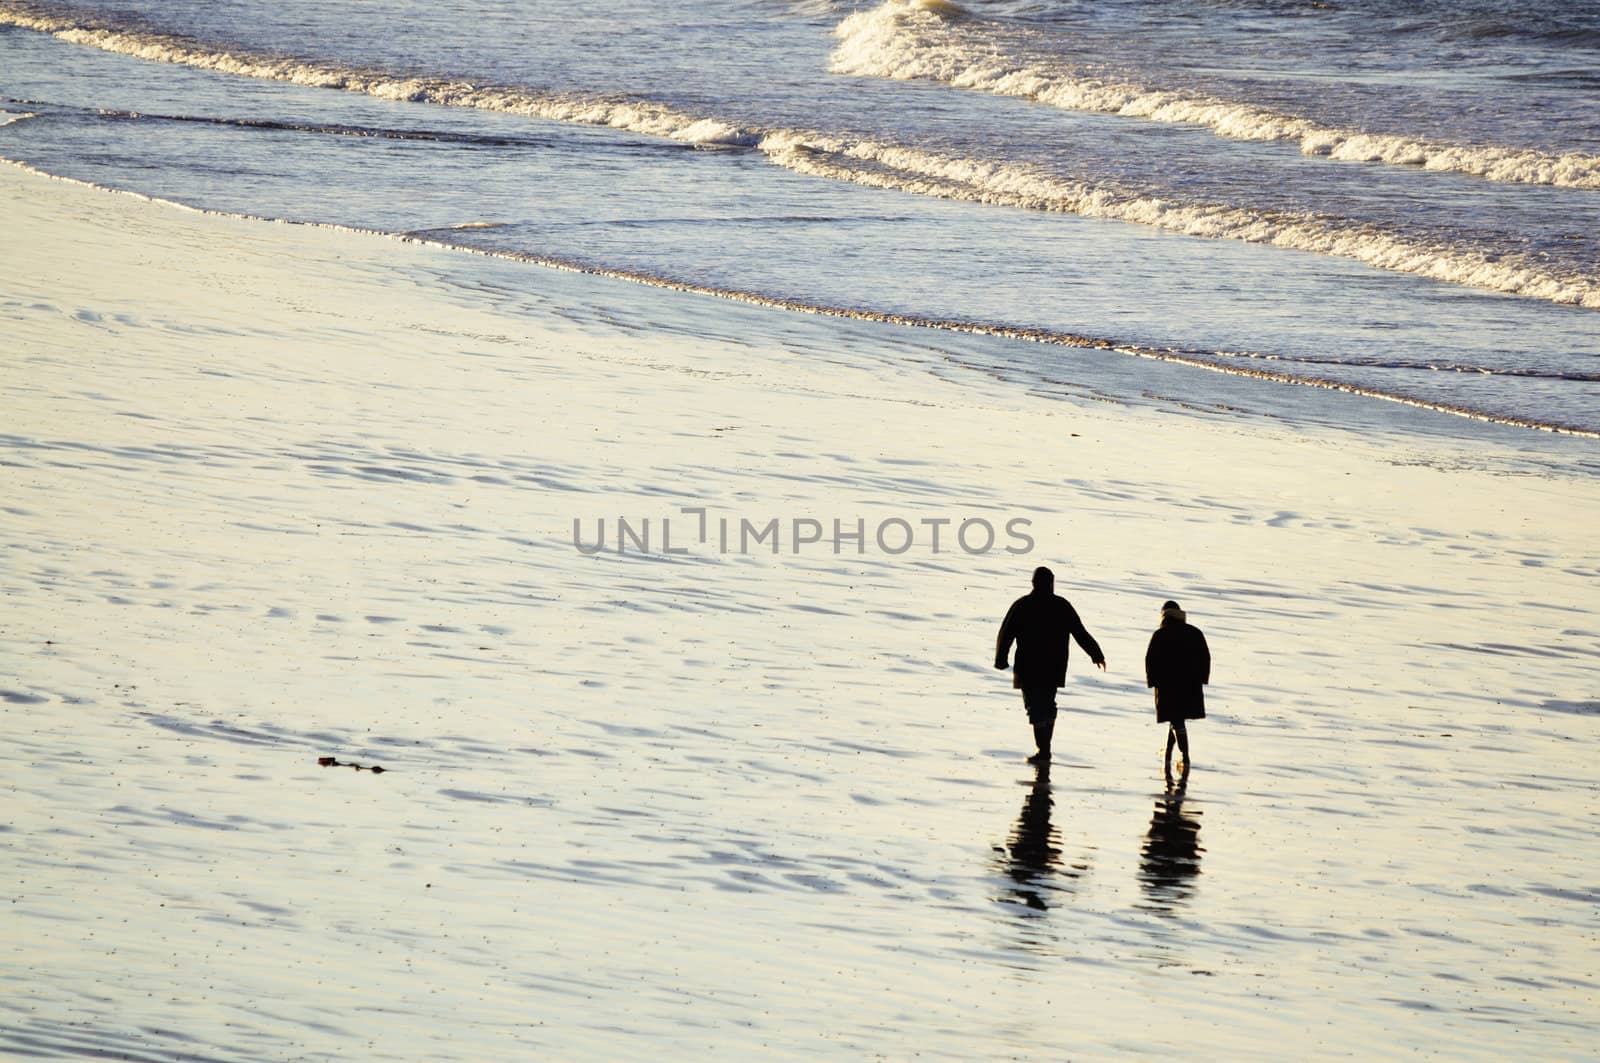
[1145,620,1210,722]
[996,592,1105,690]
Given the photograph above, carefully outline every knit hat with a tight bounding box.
[1160,600,1186,623]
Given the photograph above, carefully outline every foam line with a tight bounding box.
[757,132,1600,310]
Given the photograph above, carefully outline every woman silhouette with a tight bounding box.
[1144,600,1210,781]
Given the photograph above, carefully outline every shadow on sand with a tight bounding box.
[1138,781,1204,913]
[994,762,1091,913]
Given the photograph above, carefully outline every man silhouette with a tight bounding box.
[995,566,1107,763]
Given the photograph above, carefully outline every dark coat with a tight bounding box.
[996,591,1105,690]
[1145,619,1210,722]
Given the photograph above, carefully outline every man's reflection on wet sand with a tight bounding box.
[995,762,1089,912]
[1138,782,1203,913]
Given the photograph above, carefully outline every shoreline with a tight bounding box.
[6,155,1597,439]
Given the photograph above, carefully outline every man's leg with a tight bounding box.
[1024,688,1056,762]
[1172,719,1190,774]
[1031,716,1054,762]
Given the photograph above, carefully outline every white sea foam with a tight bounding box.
[3,0,1596,310]
[760,134,1600,310]
[0,4,718,140]
[830,0,1600,191]
[670,118,762,147]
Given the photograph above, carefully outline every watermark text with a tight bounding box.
[572,507,1033,557]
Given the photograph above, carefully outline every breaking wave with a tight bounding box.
[830,0,1600,191]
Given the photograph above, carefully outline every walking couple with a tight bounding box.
[995,566,1210,782]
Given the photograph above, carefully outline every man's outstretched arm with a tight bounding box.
[1071,612,1108,671]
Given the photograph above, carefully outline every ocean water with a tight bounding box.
[1,0,1597,433]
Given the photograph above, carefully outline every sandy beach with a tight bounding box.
[4,162,1598,1060]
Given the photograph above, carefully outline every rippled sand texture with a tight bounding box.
[4,166,1598,1061]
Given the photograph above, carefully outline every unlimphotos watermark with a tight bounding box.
[573,506,1034,557]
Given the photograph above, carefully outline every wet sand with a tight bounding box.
[4,164,1598,1060]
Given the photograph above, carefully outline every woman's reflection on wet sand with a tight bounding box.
[995,763,1089,912]
[1138,782,1203,913]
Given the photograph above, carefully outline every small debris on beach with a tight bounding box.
[318,756,387,774]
